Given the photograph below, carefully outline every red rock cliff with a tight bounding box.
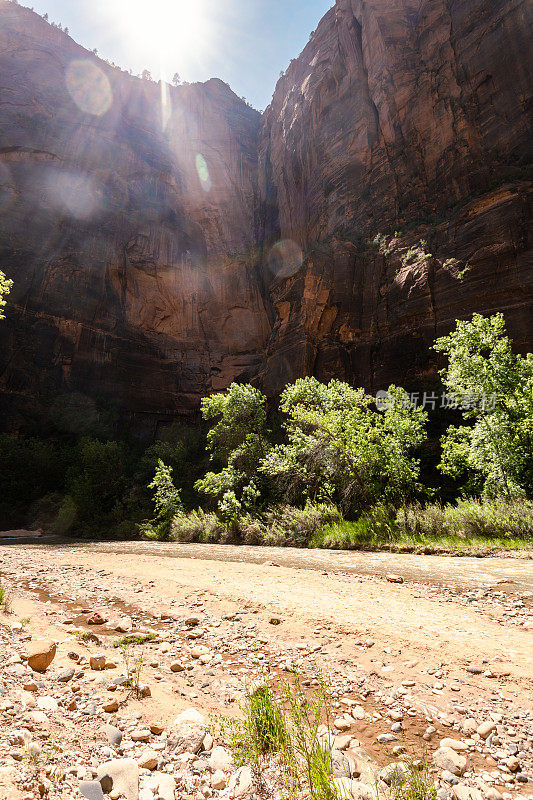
[0,0,531,430]
[0,2,270,431]
[258,0,532,394]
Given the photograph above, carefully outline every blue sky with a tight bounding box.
[25,0,333,110]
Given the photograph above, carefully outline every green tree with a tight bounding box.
[434,313,533,497]
[261,378,427,516]
[0,270,13,319]
[139,459,182,540]
[194,383,268,517]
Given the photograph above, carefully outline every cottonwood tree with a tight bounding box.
[434,313,533,497]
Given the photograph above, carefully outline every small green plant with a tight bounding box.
[0,581,12,614]
[0,269,13,320]
[217,671,344,800]
[19,616,31,628]
[120,642,145,698]
[72,629,91,642]
[457,265,470,280]
[113,632,159,648]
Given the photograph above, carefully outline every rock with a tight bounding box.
[103,699,119,713]
[332,779,373,799]
[154,774,175,800]
[137,750,158,770]
[386,574,404,584]
[88,611,108,625]
[131,729,151,743]
[23,681,38,692]
[209,746,233,772]
[79,780,105,800]
[269,617,281,625]
[331,749,358,778]
[477,721,497,739]
[37,696,58,712]
[114,617,133,633]
[452,785,483,800]
[105,725,123,748]
[149,722,164,735]
[441,770,459,785]
[377,734,398,744]
[378,763,409,787]
[228,766,253,797]
[167,722,205,754]
[506,756,520,772]
[485,790,503,800]
[26,640,56,673]
[90,654,106,671]
[433,747,467,776]
[174,708,206,725]
[170,661,184,673]
[97,759,139,800]
[211,770,227,790]
[334,716,352,731]
[441,739,468,751]
[57,668,75,682]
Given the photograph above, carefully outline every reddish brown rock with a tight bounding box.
[0,3,269,432]
[26,639,56,673]
[258,0,532,394]
[0,0,531,426]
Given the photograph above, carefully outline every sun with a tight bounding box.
[107,0,213,79]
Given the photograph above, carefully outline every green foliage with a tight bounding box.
[388,758,437,800]
[195,383,269,518]
[139,459,182,540]
[119,642,145,698]
[434,313,533,497]
[0,270,13,319]
[113,633,159,647]
[218,673,342,800]
[67,438,128,530]
[262,378,427,516]
[313,498,533,552]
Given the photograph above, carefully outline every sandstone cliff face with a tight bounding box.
[0,0,531,430]
[0,2,270,431]
[258,0,532,394]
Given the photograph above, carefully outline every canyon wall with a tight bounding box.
[258,0,532,395]
[0,0,531,432]
[0,2,270,432]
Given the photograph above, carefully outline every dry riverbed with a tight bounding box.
[0,543,531,800]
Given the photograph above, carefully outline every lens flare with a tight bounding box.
[268,239,304,279]
[47,170,99,220]
[195,154,211,192]
[65,59,112,116]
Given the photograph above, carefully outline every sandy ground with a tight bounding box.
[0,541,532,799]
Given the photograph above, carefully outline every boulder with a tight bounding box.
[26,640,56,673]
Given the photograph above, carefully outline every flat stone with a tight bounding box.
[386,574,404,584]
[228,766,253,797]
[79,780,105,800]
[97,758,139,800]
[57,668,75,682]
[137,750,158,770]
[434,747,467,776]
[105,724,123,748]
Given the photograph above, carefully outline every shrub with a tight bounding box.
[139,459,182,540]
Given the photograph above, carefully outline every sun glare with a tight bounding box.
[105,0,213,78]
